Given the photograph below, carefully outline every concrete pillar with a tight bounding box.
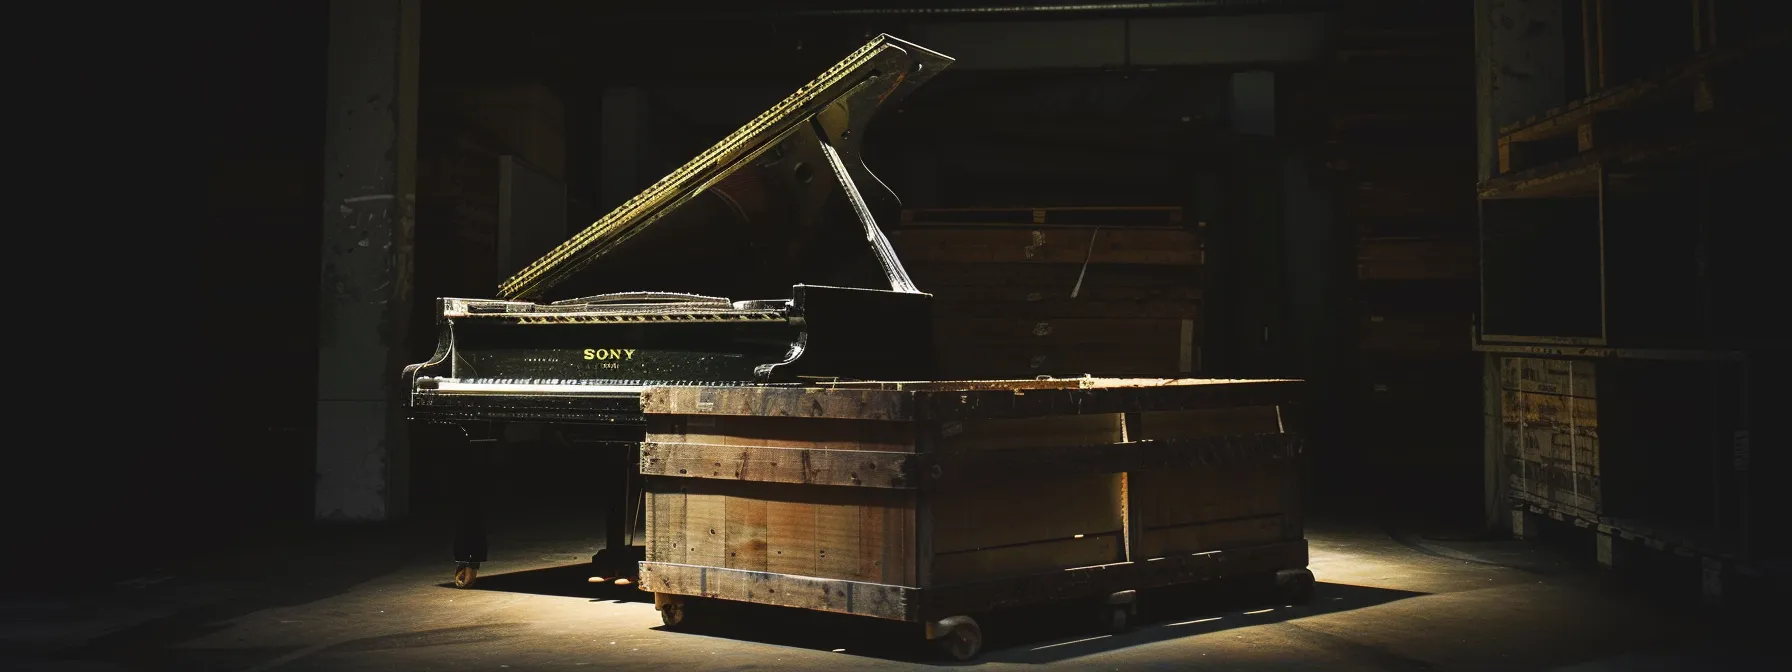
[1475,0,1566,181]
[316,0,420,521]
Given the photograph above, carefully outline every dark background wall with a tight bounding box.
[33,0,1496,589]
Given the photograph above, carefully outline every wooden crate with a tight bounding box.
[1360,311,1472,354]
[635,378,1310,659]
[892,226,1201,265]
[896,220,1205,379]
[1498,357,1601,516]
[1356,237,1477,280]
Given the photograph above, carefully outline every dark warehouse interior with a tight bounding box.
[12,0,1791,669]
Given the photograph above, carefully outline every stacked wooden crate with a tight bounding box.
[892,207,1203,380]
[1498,357,1600,517]
[1317,0,1482,514]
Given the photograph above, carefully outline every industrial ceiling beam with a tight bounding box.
[601,1,1342,22]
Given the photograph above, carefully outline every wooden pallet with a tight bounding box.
[1356,237,1476,281]
[634,378,1311,661]
[1494,30,1788,176]
[1509,494,1780,608]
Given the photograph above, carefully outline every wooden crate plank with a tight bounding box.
[1360,312,1471,353]
[646,415,916,451]
[647,485,687,564]
[932,534,1124,586]
[1572,360,1598,398]
[815,488,864,581]
[1500,389,1523,423]
[931,296,1201,320]
[1140,514,1288,558]
[936,344,1187,379]
[642,386,912,421]
[908,262,1199,299]
[936,433,1301,482]
[921,539,1307,619]
[1356,237,1477,280]
[1500,357,1524,391]
[858,497,888,583]
[640,562,916,621]
[931,474,1123,554]
[684,484,729,568]
[892,227,1201,265]
[1132,459,1288,558]
[766,497,819,578]
[935,317,1195,347]
[639,442,919,489]
[914,379,1303,421]
[1135,405,1282,439]
[724,494,769,572]
[942,413,1124,451]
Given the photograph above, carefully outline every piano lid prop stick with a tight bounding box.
[817,125,919,295]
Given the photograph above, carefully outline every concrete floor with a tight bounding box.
[5,509,1780,671]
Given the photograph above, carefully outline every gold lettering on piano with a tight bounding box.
[582,348,637,361]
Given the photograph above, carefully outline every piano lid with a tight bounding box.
[497,34,955,303]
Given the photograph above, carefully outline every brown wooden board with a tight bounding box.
[1360,312,1472,354]
[639,442,920,489]
[922,540,1307,615]
[891,227,1201,265]
[639,562,917,621]
[936,317,1194,345]
[931,296,1200,320]
[644,379,1300,422]
[641,386,914,421]
[932,433,1301,485]
[935,344,1189,380]
[645,478,916,586]
[908,262,1199,299]
[1356,237,1477,280]
[910,379,1301,421]
[645,415,916,451]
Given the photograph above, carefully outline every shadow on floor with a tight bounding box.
[617,578,1425,665]
[449,563,653,604]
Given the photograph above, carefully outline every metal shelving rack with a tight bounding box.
[1477,3,1785,604]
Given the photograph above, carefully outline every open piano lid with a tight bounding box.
[497,34,954,305]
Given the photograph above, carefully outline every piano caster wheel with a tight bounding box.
[655,593,691,628]
[928,615,983,662]
[453,562,479,589]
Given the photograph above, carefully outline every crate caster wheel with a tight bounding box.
[1275,568,1315,605]
[1102,589,1137,633]
[928,615,982,661]
[452,562,479,589]
[654,593,691,629]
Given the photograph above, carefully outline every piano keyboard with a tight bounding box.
[419,377,746,397]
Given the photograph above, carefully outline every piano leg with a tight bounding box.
[449,420,498,589]
[587,438,647,581]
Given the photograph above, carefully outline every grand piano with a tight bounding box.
[403,34,954,588]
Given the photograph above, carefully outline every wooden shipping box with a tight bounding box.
[891,217,1205,380]
[1498,357,1602,515]
[1356,237,1477,281]
[636,378,1306,622]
